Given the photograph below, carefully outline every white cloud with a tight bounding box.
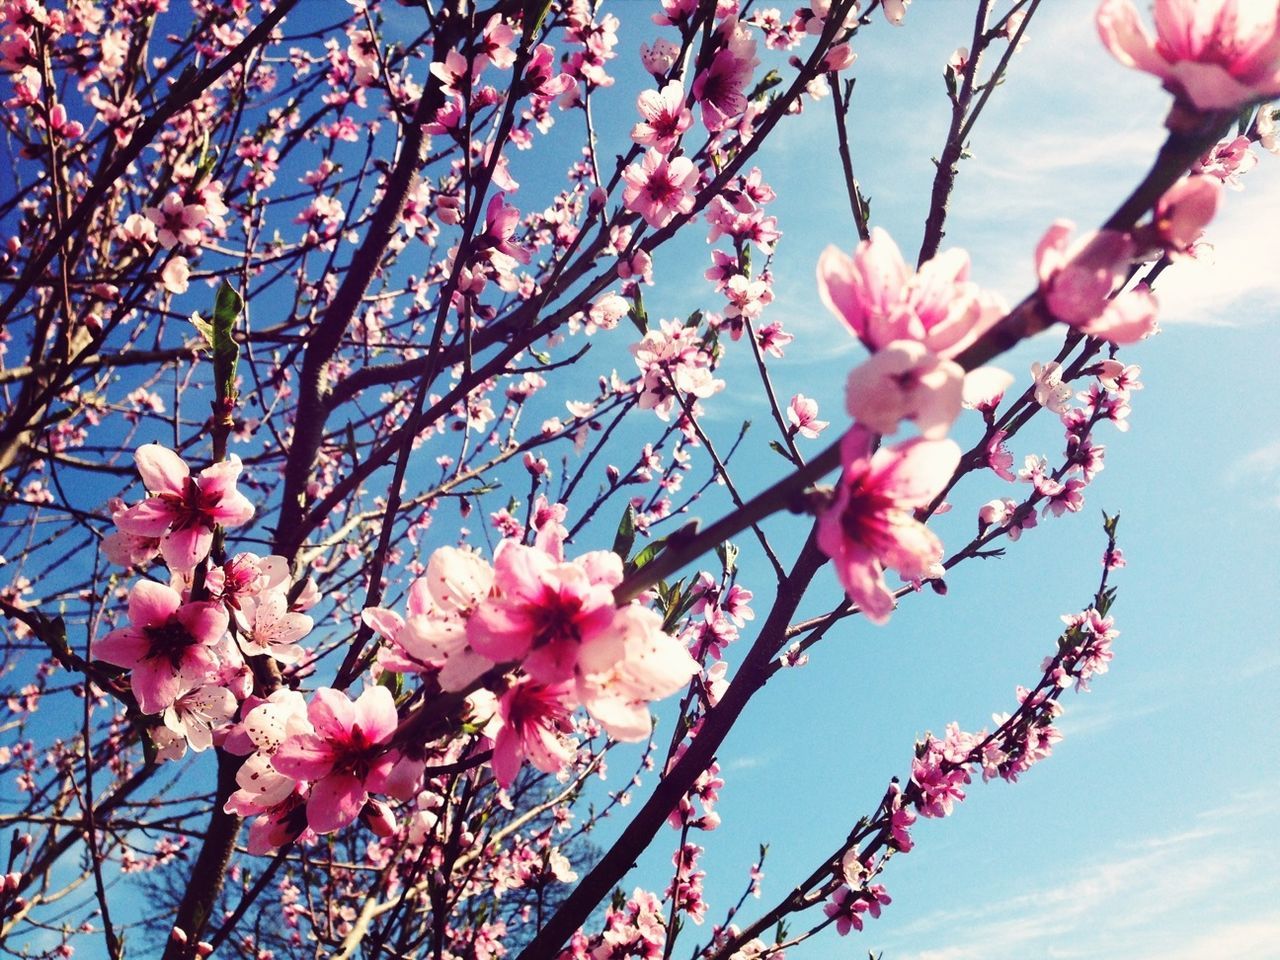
[877,783,1280,960]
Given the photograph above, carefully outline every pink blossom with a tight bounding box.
[817,228,1005,359]
[95,580,228,714]
[1154,175,1222,255]
[786,394,828,439]
[816,428,960,624]
[489,679,577,788]
[1035,222,1159,344]
[161,683,237,752]
[467,542,619,684]
[1096,0,1280,112]
[144,193,207,249]
[691,19,758,132]
[632,80,692,153]
[114,445,255,571]
[272,686,401,835]
[844,340,964,440]
[621,148,698,229]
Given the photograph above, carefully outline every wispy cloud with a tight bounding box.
[875,783,1280,960]
[1225,437,1280,509]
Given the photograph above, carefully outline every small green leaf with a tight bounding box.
[612,504,637,560]
[628,288,648,335]
[211,281,243,400]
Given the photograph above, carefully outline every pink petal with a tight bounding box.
[135,443,188,495]
[161,526,214,572]
[352,686,398,744]
[1097,0,1170,76]
[177,601,229,646]
[94,627,149,670]
[306,773,366,834]
[128,580,181,627]
[272,734,336,780]
[115,498,179,538]
[307,687,357,741]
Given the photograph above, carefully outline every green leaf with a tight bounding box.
[716,541,738,578]
[629,534,668,572]
[612,504,637,560]
[628,287,648,335]
[211,282,243,401]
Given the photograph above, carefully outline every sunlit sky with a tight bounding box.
[5,0,1278,955]
[537,3,1280,958]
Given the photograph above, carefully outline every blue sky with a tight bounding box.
[562,3,1280,958]
[3,1,1277,955]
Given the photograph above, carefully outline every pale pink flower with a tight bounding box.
[1035,221,1159,344]
[1030,361,1073,415]
[113,445,255,571]
[574,605,698,741]
[844,340,964,440]
[1096,0,1280,112]
[272,686,401,835]
[160,257,190,295]
[639,37,680,78]
[1154,175,1222,255]
[95,580,228,714]
[816,428,960,624]
[162,683,237,752]
[363,546,495,691]
[786,394,828,439]
[632,80,693,153]
[817,228,1005,359]
[144,193,207,249]
[621,149,698,229]
[883,0,911,26]
[238,590,313,664]
[1194,134,1258,187]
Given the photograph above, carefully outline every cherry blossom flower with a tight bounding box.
[1096,0,1280,112]
[692,18,758,132]
[786,394,828,439]
[1030,361,1073,415]
[621,148,698,229]
[113,445,255,572]
[95,580,228,714]
[144,193,208,249]
[162,683,237,752]
[224,690,313,818]
[816,428,960,624]
[1034,222,1159,344]
[237,589,313,664]
[844,339,964,439]
[817,228,1005,359]
[489,679,577,788]
[272,686,402,835]
[467,542,620,684]
[632,80,693,152]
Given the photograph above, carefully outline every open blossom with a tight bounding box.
[95,580,228,714]
[224,690,313,818]
[162,683,237,752]
[817,428,960,624]
[622,149,698,229]
[631,318,725,420]
[787,394,828,439]
[144,193,208,249]
[632,80,693,152]
[692,18,759,131]
[1035,222,1159,344]
[488,679,577,788]
[844,340,964,440]
[467,542,621,684]
[237,590,313,664]
[272,686,401,835]
[363,546,495,691]
[1097,0,1280,112]
[817,228,1005,359]
[113,445,254,571]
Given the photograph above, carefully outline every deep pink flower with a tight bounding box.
[816,428,960,624]
[95,580,228,714]
[114,445,255,571]
[272,686,401,835]
[489,679,576,788]
[817,228,1005,359]
[691,18,758,132]
[1097,0,1280,112]
[467,542,619,684]
[621,148,698,229]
